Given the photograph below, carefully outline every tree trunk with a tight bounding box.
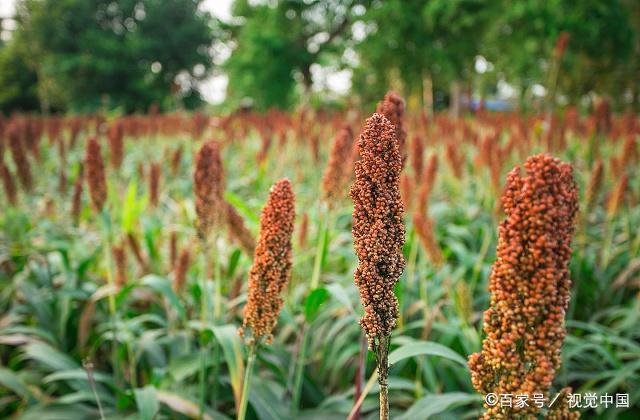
[449,80,461,119]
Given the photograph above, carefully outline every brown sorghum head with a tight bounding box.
[584,160,603,212]
[8,123,33,191]
[297,211,309,249]
[410,134,424,177]
[193,141,225,240]
[240,178,295,344]
[149,161,161,207]
[170,145,183,175]
[224,200,256,256]
[127,232,149,273]
[399,172,413,212]
[0,162,17,205]
[606,173,628,218]
[321,125,354,204]
[415,153,438,217]
[350,113,405,347]
[111,242,127,288]
[376,92,407,162]
[71,164,84,224]
[169,231,178,271]
[108,122,124,169]
[468,154,578,419]
[85,136,107,212]
[173,248,191,293]
[412,212,443,267]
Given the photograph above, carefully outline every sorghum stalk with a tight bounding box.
[85,136,123,385]
[468,154,578,419]
[193,140,225,415]
[350,113,405,420]
[238,178,295,420]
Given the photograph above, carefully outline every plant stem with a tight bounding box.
[375,335,390,420]
[238,344,257,420]
[291,324,309,413]
[198,237,211,419]
[100,209,120,386]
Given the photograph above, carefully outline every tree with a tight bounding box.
[0,37,40,113]
[14,0,214,113]
[351,0,491,112]
[223,0,369,111]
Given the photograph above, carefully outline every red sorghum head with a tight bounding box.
[193,141,225,240]
[224,200,256,256]
[376,92,407,162]
[468,154,578,419]
[85,136,107,212]
[321,125,354,204]
[350,113,405,347]
[240,178,295,344]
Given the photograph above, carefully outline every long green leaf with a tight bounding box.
[389,340,468,367]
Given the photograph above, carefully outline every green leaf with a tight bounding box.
[388,340,468,367]
[224,191,259,224]
[227,249,242,279]
[304,287,330,322]
[43,369,115,387]
[326,283,355,314]
[141,274,186,320]
[135,385,159,420]
[397,392,482,420]
[212,324,245,409]
[0,367,32,400]
[23,342,78,372]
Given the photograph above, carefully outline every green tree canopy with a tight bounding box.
[6,0,214,113]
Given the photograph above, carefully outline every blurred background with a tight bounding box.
[0,0,638,115]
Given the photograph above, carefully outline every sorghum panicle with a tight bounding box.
[321,125,354,204]
[350,113,405,346]
[112,243,127,288]
[584,160,603,211]
[173,248,191,293]
[224,200,256,256]
[0,163,17,205]
[376,92,407,162]
[297,211,309,249]
[85,136,107,212]
[240,178,295,344]
[127,232,149,273]
[410,134,424,177]
[193,141,225,240]
[149,161,161,207]
[71,164,84,224]
[606,173,628,218]
[108,122,124,169]
[468,154,578,419]
[169,231,178,270]
[8,123,33,191]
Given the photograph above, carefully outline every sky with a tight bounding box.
[0,0,351,104]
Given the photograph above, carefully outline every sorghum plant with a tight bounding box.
[350,113,405,420]
[468,154,579,419]
[238,178,295,420]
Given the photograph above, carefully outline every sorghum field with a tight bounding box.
[1,97,639,420]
